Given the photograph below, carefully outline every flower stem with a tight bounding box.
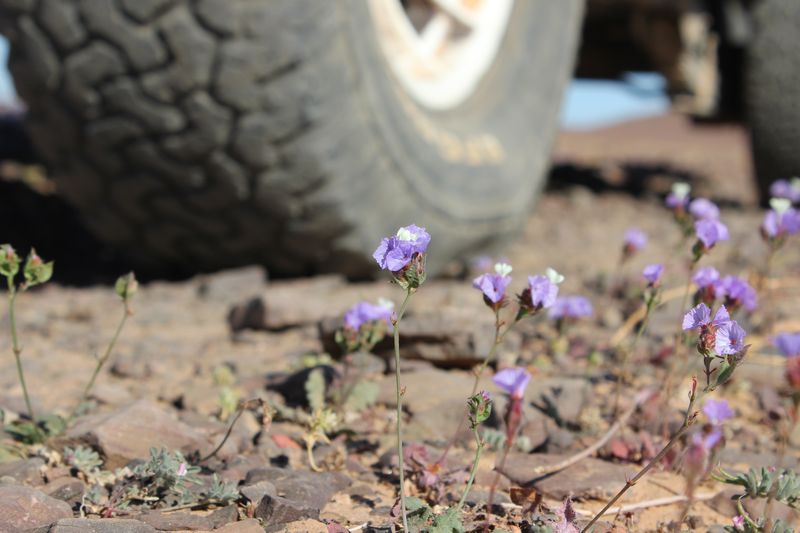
[393,289,413,533]
[436,310,514,465]
[456,426,484,512]
[7,278,35,422]
[72,301,130,421]
[583,383,704,532]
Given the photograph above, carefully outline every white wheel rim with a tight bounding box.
[368,0,515,111]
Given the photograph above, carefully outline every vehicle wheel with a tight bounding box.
[745,0,800,203]
[0,0,583,277]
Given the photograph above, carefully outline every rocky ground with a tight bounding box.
[0,114,799,532]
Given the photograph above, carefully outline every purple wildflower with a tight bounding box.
[689,198,720,220]
[373,224,431,271]
[762,198,800,239]
[715,320,747,355]
[549,296,593,320]
[682,303,730,331]
[694,219,729,249]
[526,274,559,309]
[714,275,758,312]
[770,178,800,203]
[695,428,723,451]
[177,463,188,477]
[642,264,663,286]
[692,266,720,288]
[702,399,734,425]
[666,182,691,209]
[343,299,394,331]
[623,228,647,252]
[472,262,512,305]
[773,332,800,357]
[493,367,531,399]
[732,515,745,530]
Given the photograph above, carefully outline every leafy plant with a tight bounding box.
[127,448,201,506]
[714,467,800,532]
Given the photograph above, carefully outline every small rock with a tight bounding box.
[197,266,266,304]
[138,510,213,531]
[240,480,276,504]
[263,275,346,329]
[50,517,157,532]
[527,377,590,427]
[64,400,210,469]
[0,484,72,532]
[43,476,85,505]
[111,354,152,379]
[256,492,320,526]
[215,519,265,533]
[0,457,45,485]
[244,467,350,526]
[498,453,635,500]
[227,296,266,333]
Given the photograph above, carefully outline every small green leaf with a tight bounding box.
[305,368,326,412]
[428,507,464,533]
[405,496,432,531]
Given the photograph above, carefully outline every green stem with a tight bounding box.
[436,311,515,465]
[456,426,484,512]
[72,303,130,420]
[393,289,413,533]
[7,278,35,422]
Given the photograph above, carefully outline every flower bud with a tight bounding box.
[467,390,492,429]
[0,244,20,278]
[115,272,138,301]
[22,249,53,288]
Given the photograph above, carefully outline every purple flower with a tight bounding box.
[493,367,531,399]
[666,182,691,209]
[527,274,559,309]
[682,303,730,331]
[714,275,757,312]
[694,219,729,249]
[623,228,647,252]
[473,262,513,305]
[762,198,800,239]
[689,198,720,220]
[773,332,800,357]
[642,264,663,286]
[770,178,800,203]
[343,299,394,331]
[702,399,734,425]
[549,296,593,320]
[692,266,720,288]
[715,320,747,355]
[373,224,431,271]
[177,462,188,477]
[693,428,723,453]
[732,515,745,530]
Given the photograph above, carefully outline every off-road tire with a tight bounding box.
[0,0,583,276]
[746,0,800,203]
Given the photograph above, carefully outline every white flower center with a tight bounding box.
[396,227,415,242]
[770,197,792,216]
[545,267,565,284]
[494,262,512,276]
[672,182,691,199]
[377,297,395,310]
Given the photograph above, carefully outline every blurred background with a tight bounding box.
[0,0,794,282]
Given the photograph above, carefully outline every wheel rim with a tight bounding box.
[368,0,515,111]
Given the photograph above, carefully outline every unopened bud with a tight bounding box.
[0,244,20,278]
[22,249,53,287]
[115,272,138,301]
[467,391,492,429]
